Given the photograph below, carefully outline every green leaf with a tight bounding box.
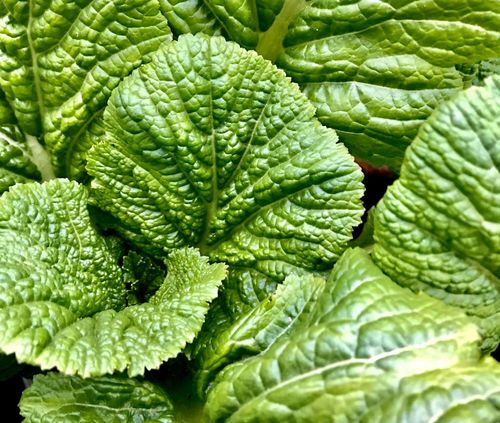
[373,76,500,351]
[0,88,41,193]
[0,179,226,377]
[159,0,222,36]
[191,273,325,397]
[202,0,500,170]
[205,248,500,422]
[282,1,500,170]
[20,373,175,423]
[0,0,172,174]
[86,33,364,300]
[122,250,166,305]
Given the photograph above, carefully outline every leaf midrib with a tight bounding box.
[27,0,44,131]
[226,329,477,421]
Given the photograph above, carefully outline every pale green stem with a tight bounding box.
[26,135,56,181]
[256,0,307,62]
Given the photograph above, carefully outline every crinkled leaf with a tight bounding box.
[20,373,175,423]
[159,0,222,36]
[191,273,325,396]
[86,33,364,301]
[0,179,226,377]
[123,250,166,305]
[0,88,41,193]
[36,246,225,378]
[0,0,172,174]
[202,0,500,170]
[373,76,500,351]
[205,248,500,422]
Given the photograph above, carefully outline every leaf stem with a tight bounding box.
[26,135,56,180]
[256,0,307,62]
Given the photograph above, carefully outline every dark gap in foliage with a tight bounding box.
[1,375,23,422]
[352,159,395,239]
[148,355,205,420]
[493,346,499,362]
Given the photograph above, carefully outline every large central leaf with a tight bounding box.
[87,33,364,294]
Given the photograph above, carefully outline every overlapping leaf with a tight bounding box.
[0,88,41,193]
[199,0,500,169]
[191,273,325,396]
[205,248,500,422]
[159,0,221,36]
[373,76,500,351]
[20,373,175,423]
[0,0,172,175]
[0,179,226,377]
[87,33,364,299]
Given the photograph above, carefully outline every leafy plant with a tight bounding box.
[0,1,498,421]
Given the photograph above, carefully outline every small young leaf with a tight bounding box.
[191,273,325,396]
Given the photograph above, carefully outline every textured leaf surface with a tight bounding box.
[205,248,500,422]
[159,0,221,36]
[0,180,226,376]
[0,0,172,174]
[191,273,325,396]
[20,373,175,423]
[202,0,500,169]
[0,88,41,193]
[87,33,364,296]
[373,76,500,351]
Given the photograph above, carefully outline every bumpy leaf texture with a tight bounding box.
[20,373,175,423]
[205,248,500,422]
[0,179,226,377]
[373,76,500,351]
[87,33,364,303]
[191,272,325,396]
[0,0,173,175]
[0,87,41,193]
[194,0,500,170]
[159,0,221,36]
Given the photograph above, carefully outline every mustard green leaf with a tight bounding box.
[20,373,176,423]
[205,248,500,422]
[0,0,173,175]
[0,180,226,377]
[0,88,41,193]
[202,0,500,170]
[191,273,325,397]
[86,33,364,300]
[373,76,500,351]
